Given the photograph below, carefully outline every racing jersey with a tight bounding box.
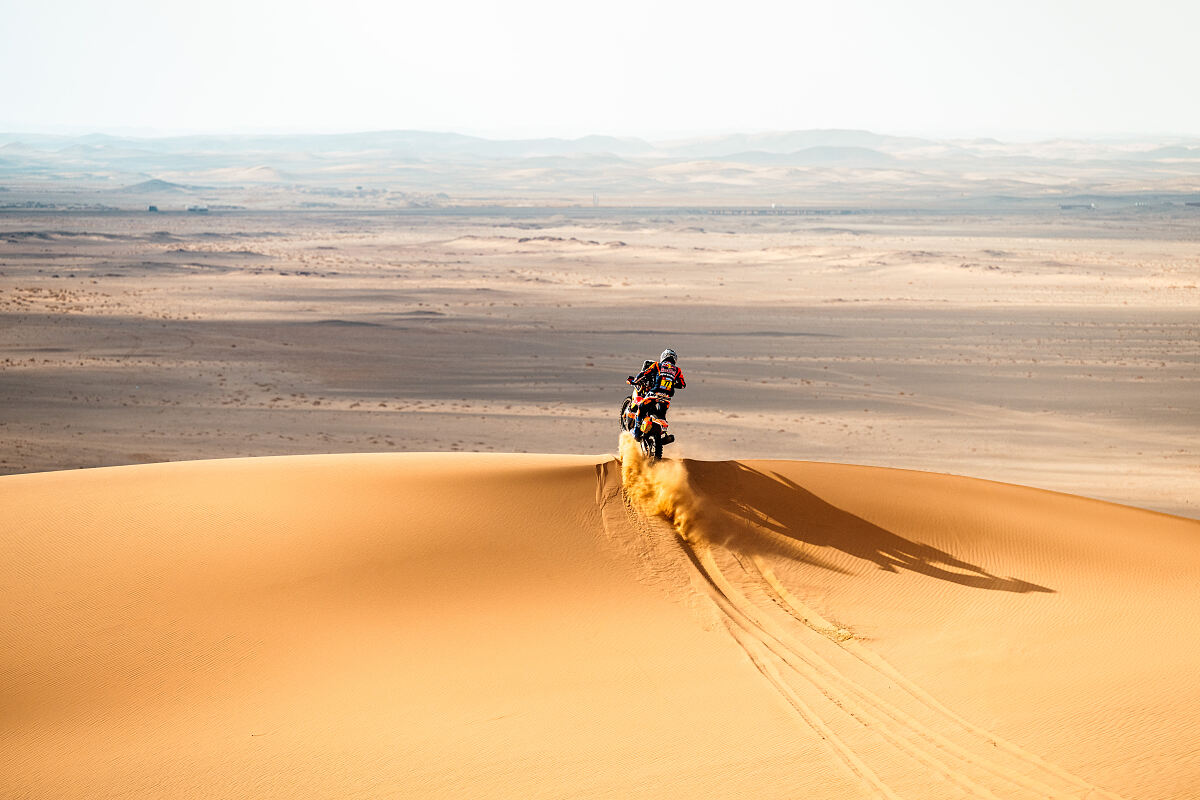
[634,361,686,398]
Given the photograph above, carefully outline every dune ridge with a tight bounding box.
[3,451,1199,799]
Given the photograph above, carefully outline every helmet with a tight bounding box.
[660,348,677,365]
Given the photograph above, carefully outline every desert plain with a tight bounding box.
[2,132,1200,799]
[1,207,1195,514]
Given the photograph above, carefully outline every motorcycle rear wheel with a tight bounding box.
[641,432,663,461]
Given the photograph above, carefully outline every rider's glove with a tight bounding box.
[627,376,635,384]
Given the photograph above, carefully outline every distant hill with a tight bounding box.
[135,130,656,159]
[659,129,932,158]
[1131,145,1200,160]
[722,146,897,167]
[1,128,1197,208]
[117,179,189,193]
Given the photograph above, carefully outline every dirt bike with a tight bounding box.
[621,372,675,461]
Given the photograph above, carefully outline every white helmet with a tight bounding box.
[660,348,677,364]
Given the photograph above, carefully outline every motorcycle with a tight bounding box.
[621,365,676,461]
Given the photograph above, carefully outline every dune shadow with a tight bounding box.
[686,461,1053,594]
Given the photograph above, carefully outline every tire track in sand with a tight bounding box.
[605,448,1125,800]
[692,539,1117,800]
[599,457,895,798]
[747,555,1122,799]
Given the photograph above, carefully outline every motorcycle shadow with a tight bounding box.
[684,460,1053,595]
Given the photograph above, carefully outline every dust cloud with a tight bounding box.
[618,432,704,543]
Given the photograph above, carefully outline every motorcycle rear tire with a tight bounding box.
[641,433,663,461]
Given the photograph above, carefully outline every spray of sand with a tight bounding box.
[618,432,703,543]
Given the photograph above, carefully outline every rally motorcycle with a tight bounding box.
[621,361,675,461]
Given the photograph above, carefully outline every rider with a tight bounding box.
[627,348,686,441]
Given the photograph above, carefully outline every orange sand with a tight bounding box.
[3,445,1198,799]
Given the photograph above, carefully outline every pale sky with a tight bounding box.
[2,0,1197,139]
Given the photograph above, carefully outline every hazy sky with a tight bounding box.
[2,0,1197,139]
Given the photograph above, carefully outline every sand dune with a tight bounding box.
[3,446,1199,799]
